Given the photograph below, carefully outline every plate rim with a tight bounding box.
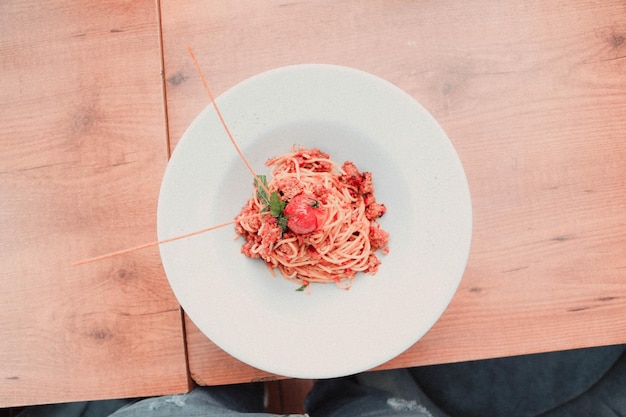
[157,63,472,378]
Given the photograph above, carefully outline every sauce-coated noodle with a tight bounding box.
[235,147,389,289]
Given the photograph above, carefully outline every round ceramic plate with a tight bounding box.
[157,64,472,379]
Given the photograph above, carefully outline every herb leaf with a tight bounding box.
[276,214,289,232]
[255,175,289,233]
[255,175,269,206]
[269,192,286,217]
[270,193,288,233]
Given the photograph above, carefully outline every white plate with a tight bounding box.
[157,64,472,379]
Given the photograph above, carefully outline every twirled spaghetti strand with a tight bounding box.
[235,147,389,289]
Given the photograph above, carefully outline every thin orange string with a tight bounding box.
[72,47,265,267]
[71,220,237,266]
[71,212,269,266]
[186,46,269,195]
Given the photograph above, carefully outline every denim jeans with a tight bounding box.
[105,369,439,417]
[17,345,626,417]
[16,370,440,417]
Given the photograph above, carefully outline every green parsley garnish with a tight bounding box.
[255,175,288,233]
[255,175,270,206]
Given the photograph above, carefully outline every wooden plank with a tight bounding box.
[160,0,626,384]
[0,0,190,407]
[265,379,314,414]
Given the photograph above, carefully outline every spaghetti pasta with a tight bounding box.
[235,147,389,289]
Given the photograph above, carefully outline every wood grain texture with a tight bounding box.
[265,378,314,414]
[0,0,190,407]
[160,0,626,384]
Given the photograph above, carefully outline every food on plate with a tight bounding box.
[235,146,389,290]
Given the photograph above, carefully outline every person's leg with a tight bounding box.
[17,399,134,417]
[409,344,626,417]
[538,349,626,417]
[306,345,626,417]
[306,369,450,417]
[17,382,271,417]
[107,383,268,417]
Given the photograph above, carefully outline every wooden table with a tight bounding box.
[0,0,190,407]
[2,0,625,408]
[159,0,626,384]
